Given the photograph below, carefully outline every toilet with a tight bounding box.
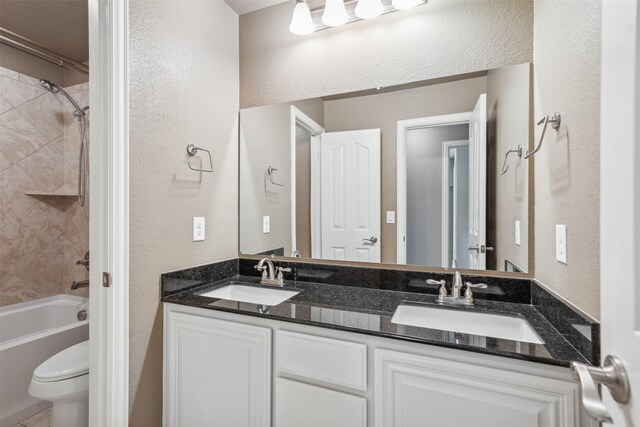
[28,341,89,427]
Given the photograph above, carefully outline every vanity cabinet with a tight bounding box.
[375,349,580,427]
[164,304,587,427]
[164,310,271,427]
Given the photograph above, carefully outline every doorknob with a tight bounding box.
[571,355,630,423]
[363,236,378,244]
[468,245,480,253]
[468,244,493,254]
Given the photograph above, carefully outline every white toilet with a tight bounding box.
[28,340,89,427]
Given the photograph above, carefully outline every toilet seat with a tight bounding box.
[33,341,89,382]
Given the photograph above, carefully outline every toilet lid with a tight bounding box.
[34,341,89,382]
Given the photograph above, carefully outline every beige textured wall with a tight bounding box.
[486,63,530,272]
[0,66,89,306]
[323,77,487,263]
[128,0,239,424]
[239,98,323,256]
[533,0,601,319]
[240,0,533,108]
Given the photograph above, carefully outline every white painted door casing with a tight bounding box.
[163,310,271,427]
[320,129,381,262]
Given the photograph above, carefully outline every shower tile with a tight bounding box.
[17,197,73,245]
[0,109,49,171]
[18,73,43,88]
[0,66,20,80]
[17,93,64,143]
[0,94,13,114]
[0,76,45,108]
[65,83,89,94]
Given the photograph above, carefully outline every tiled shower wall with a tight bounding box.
[0,66,89,306]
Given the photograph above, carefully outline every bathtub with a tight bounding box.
[0,295,89,427]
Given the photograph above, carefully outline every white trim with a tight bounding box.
[88,0,129,425]
[310,135,322,258]
[290,107,324,257]
[396,112,472,264]
[441,140,469,268]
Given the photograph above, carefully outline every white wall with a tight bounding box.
[240,0,533,108]
[533,0,601,319]
[128,0,239,424]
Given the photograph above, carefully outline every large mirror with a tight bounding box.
[240,63,531,273]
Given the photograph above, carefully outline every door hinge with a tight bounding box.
[102,272,111,288]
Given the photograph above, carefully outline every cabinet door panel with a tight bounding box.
[165,312,271,427]
[275,378,366,427]
[375,349,579,427]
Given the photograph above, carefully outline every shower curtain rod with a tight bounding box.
[0,27,89,74]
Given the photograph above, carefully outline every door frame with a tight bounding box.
[441,139,469,268]
[396,112,472,264]
[88,0,129,425]
[289,106,324,257]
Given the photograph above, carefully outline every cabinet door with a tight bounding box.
[165,311,271,427]
[375,349,579,427]
[275,378,367,427]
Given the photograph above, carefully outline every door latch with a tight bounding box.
[102,272,111,288]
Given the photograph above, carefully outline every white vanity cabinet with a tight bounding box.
[163,308,271,427]
[164,304,587,427]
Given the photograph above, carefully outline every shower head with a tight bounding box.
[38,79,60,94]
[38,79,87,118]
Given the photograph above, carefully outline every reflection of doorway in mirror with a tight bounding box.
[442,141,469,270]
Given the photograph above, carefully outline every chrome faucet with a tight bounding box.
[426,270,487,306]
[254,259,291,286]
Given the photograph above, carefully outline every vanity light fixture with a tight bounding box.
[355,0,384,19]
[289,0,316,35]
[391,0,423,10]
[322,0,349,27]
[290,0,427,35]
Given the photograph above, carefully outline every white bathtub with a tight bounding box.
[0,295,89,427]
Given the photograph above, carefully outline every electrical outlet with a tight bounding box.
[193,217,205,241]
[556,224,567,264]
[386,211,396,224]
[515,221,521,246]
[263,216,270,234]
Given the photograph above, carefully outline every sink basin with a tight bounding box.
[199,283,300,306]
[391,304,544,344]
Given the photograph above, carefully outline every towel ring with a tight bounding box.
[500,145,523,175]
[186,144,213,173]
[267,166,284,186]
[525,112,561,159]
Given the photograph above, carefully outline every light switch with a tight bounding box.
[515,221,521,246]
[263,216,270,234]
[193,217,205,241]
[555,224,567,264]
[386,211,396,224]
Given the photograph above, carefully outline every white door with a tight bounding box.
[571,2,639,425]
[467,94,487,269]
[320,129,381,262]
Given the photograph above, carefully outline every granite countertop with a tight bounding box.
[162,274,590,368]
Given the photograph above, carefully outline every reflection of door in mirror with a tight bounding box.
[319,129,381,262]
[442,141,469,269]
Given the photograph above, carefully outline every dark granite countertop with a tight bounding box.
[162,273,591,368]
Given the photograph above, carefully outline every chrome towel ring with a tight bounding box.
[186,144,213,173]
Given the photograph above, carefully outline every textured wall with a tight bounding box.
[323,77,487,263]
[533,0,601,319]
[0,66,89,306]
[240,0,533,108]
[486,63,530,272]
[128,0,239,424]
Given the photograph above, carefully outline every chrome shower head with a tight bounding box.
[38,79,60,94]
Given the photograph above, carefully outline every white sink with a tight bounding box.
[199,284,300,306]
[391,304,544,344]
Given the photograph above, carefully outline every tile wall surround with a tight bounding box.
[0,66,89,307]
[161,257,600,365]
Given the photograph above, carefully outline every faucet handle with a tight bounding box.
[427,279,448,299]
[254,263,268,279]
[426,279,446,286]
[464,282,487,302]
[276,267,292,281]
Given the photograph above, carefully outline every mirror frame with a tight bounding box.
[238,67,535,278]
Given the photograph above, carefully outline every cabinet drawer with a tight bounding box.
[275,378,367,427]
[275,330,367,390]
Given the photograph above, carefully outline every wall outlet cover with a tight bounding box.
[193,217,205,242]
[386,211,396,224]
[515,220,521,246]
[263,216,270,234]
[555,224,567,264]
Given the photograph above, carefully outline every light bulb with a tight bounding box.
[391,0,423,10]
[322,0,349,27]
[355,0,383,19]
[289,0,315,35]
